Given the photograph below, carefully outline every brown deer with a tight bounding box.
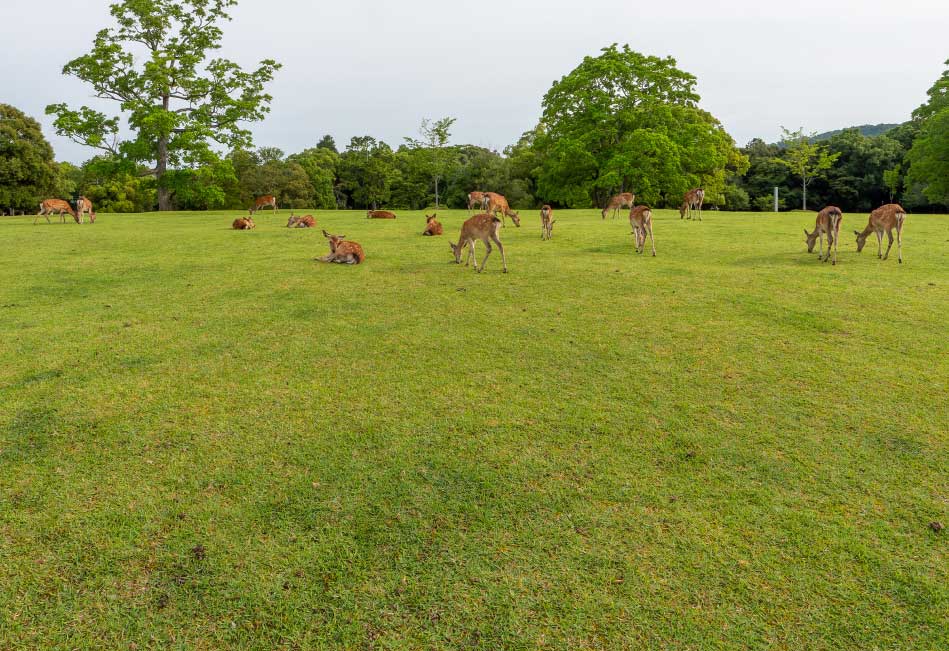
[286,212,316,228]
[232,215,256,230]
[250,195,277,215]
[35,199,76,224]
[449,213,507,273]
[805,206,843,265]
[854,204,906,263]
[540,205,555,240]
[629,205,656,256]
[423,214,443,236]
[319,230,365,264]
[367,210,397,219]
[679,188,705,220]
[75,196,95,224]
[467,191,486,215]
[602,192,635,219]
[482,192,520,227]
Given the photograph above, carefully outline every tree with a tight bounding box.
[905,60,949,207]
[883,165,902,203]
[287,146,339,209]
[776,127,840,210]
[46,0,280,211]
[338,137,400,209]
[316,135,338,153]
[0,104,62,213]
[404,117,456,210]
[533,44,742,208]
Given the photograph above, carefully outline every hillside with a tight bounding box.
[811,123,901,141]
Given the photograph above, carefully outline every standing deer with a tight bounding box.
[423,214,443,236]
[250,195,277,215]
[540,205,555,240]
[286,212,316,228]
[449,213,507,273]
[854,204,906,263]
[35,199,76,224]
[319,230,365,264]
[76,196,95,224]
[679,188,705,221]
[805,206,843,265]
[467,191,486,215]
[482,192,520,227]
[629,205,656,256]
[367,210,397,219]
[602,192,635,219]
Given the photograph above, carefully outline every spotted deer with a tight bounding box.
[679,188,705,220]
[482,192,520,227]
[854,204,906,263]
[602,192,635,220]
[286,212,315,228]
[76,196,95,224]
[540,205,555,240]
[629,205,656,256]
[449,213,507,273]
[250,195,277,215]
[467,191,485,215]
[805,206,843,265]
[232,215,256,230]
[319,230,365,264]
[423,214,443,236]
[367,210,397,219]
[35,199,76,224]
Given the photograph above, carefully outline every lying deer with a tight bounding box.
[232,215,256,230]
[76,196,96,224]
[35,199,76,224]
[319,230,365,264]
[367,210,396,219]
[602,192,635,220]
[679,188,705,221]
[423,214,443,236]
[287,212,316,228]
[805,206,843,265]
[482,192,520,227]
[540,205,555,240]
[449,213,507,273]
[854,203,906,263]
[629,205,656,256]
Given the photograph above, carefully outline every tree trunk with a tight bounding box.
[802,179,807,211]
[157,94,171,211]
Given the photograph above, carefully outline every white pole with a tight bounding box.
[774,187,779,213]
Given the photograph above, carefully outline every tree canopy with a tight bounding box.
[906,60,949,206]
[0,104,63,213]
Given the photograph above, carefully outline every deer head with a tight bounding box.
[509,211,521,227]
[449,242,463,263]
[853,230,868,252]
[804,228,819,253]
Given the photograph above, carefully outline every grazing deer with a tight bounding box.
[482,192,520,227]
[629,205,656,256]
[679,188,705,221]
[423,214,443,236]
[286,212,316,228]
[467,191,486,215]
[35,199,76,224]
[250,195,277,215]
[854,204,906,263]
[319,230,365,264]
[602,192,635,220]
[540,205,555,240]
[367,210,397,219]
[449,213,507,273]
[232,215,256,230]
[805,206,843,265]
[75,196,95,224]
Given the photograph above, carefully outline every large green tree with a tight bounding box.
[906,60,949,207]
[0,104,62,214]
[533,44,744,208]
[776,127,840,210]
[404,117,456,210]
[46,0,280,211]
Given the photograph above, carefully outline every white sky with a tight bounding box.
[3,0,947,163]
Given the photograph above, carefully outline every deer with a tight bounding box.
[76,196,95,224]
[318,230,365,264]
[540,205,555,240]
[423,214,443,236]
[854,203,906,263]
[367,210,397,219]
[232,215,256,230]
[804,206,843,265]
[35,199,76,224]
[249,195,277,215]
[287,212,316,228]
[467,191,486,215]
[449,213,507,273]
[679,188,705,221]
[602,192,635,220]
[629,205,656,256]
[482,192,520,227]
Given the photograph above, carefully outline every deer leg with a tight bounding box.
[465,240,475,268]
[478,238,492,272]
[823,229,833,263]
[883,229,894,260]
[647,223,656,256]
[491,233,507,273]
[697,203,702,221]
[818,231,824,260]
[875,231,883,258]
[897,222,903,263]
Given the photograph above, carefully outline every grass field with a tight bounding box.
[1,208,947,650]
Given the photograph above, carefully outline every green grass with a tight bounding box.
[1,208,947,650]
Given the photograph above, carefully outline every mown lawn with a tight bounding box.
[1,208,946,650]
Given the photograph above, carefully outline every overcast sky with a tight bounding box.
[4,0,947,163]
